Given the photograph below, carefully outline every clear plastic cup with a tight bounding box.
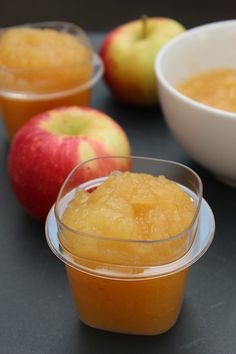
[0,21,104,140]
[45,156,215,335]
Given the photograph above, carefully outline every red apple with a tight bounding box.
[100,16,185,106]
[8,106,131,220]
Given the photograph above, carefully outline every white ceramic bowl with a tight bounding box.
[155,20,236,187]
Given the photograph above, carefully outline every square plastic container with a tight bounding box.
[0,21,103,140]
[46,156,215,335]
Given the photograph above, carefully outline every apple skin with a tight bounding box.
[8,106,131,221]
[100,17,185,106]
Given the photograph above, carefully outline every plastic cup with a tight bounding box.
[45,156,215,335]
[0,21,104,140]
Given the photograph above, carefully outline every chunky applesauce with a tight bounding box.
[0,26,93,139]
[60,172,196,335]
[177,68,236,113]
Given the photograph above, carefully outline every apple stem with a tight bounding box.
[141,14,148,38]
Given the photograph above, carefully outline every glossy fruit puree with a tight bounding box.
[60,172,196,334]
[0,27,92,139]
[177,68,236,113]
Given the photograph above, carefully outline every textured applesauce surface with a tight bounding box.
[0,27,92,91]
[61,172,196,265]
[177,68,236,113]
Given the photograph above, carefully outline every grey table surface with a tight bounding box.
[0,34,236,354]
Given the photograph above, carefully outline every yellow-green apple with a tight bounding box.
[8,106,131,220]
[100,17,185,105]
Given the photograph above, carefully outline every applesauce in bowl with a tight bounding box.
[0,22,103,140]
[155,20,236,186]
[46,156,215,335]
[177,68,236,113]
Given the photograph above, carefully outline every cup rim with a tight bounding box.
[54,155,203,245]
[45,196,215,279]
[155,19,236,121]
[0,52,104,100]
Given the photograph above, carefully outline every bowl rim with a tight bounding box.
[155,19,236,121]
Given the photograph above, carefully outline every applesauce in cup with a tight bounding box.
[45,156,215,335]
[0,22,104,140]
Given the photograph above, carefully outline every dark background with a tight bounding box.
[1,0,236,30]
